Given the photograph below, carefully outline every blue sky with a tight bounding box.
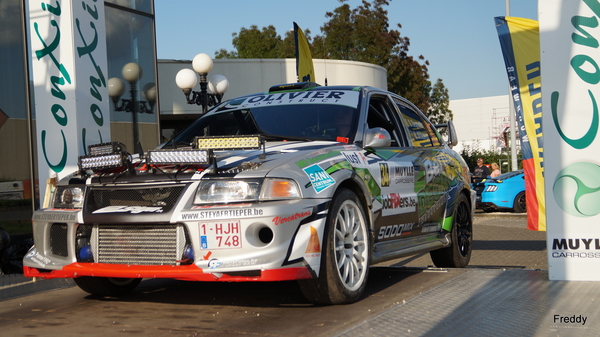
[155,0,538,100]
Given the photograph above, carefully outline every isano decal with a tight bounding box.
[303,164,335,193]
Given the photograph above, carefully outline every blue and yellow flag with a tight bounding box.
[495,17,546,231]
[294,22,315,82]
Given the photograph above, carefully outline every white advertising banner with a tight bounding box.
[540,0,600,280]
[28,0,111,202]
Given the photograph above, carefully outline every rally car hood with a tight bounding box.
[77,140,351,185]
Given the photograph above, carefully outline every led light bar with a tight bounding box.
[194,135,262,150]
[78,153,125,170]
[147,149,209,165]
[88,142,126,157]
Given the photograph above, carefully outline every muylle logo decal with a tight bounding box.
[553,162,600,217]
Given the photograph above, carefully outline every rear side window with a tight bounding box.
[395,104,441,148]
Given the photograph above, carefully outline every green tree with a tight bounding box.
[316,0,432,111]
[428,79,453,134]
[216,25,283,59]
[214,0,448,114]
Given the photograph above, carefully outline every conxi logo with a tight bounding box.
[553,162,600,217]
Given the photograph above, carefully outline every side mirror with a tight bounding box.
[434,120,458,148]
[363,127,391,148]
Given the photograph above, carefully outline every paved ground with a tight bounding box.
[8,212,599,337]
[1,212,542,300]
[378,211,547,270]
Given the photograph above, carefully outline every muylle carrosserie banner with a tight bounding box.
[540,0,600,281]
[495,16,546,231]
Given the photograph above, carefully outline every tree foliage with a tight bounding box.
[428,79,453,134]
[215,0,449,116]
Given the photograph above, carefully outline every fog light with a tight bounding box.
[78,245,93,261]
[182,244,194,261]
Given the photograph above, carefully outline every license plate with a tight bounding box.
[199,221,242,249]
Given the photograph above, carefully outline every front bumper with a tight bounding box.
[23,263,311,282]
[23,198,329,282]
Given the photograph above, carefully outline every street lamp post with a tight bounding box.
[175,53,229,114]
[108,62,156,155]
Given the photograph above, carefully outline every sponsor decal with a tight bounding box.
[181,208,263,220]
[33,212,77,221]
[272,210,311,225]
[423,159,442,183]
[553,162,600,217]
[303,164,335,193]
[296,151,341,169]
[208,258,258,269]
[25,248,52,268]
[551,238,600,258]
[422,224,441,233]
[208,259,222,269]
[392,164,415,184]
[92,206,163,214]
[377,223,414,239]
[342,151,369,168]
[418,194,446,223]
[381,193,417,215]
[380,163,390,187]
[228,90,360,109]
[305,226,321,257]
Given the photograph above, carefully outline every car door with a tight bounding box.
[391,96,449,235]
[363,94,421,242]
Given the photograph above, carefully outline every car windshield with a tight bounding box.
[167,90,360,146]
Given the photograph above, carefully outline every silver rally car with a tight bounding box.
[24,82,475,304]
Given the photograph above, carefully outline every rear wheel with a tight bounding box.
[74,277,142,296]
[430,193,472,268]
[513,191,526,213]
[299,189,369,304]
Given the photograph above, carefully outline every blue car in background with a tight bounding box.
[473,170,526,213]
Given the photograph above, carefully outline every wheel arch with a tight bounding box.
[335,177,374,230]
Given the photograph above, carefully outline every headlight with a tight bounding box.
[53,186,85,208]
[194,178,300,204]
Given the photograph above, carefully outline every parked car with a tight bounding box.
[23,82,475,304]
[473,170,526,213]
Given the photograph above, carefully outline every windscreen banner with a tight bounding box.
[294,22,315,83]
[27,0,111,202]
[495,17,546,232]
[540,0,600,280]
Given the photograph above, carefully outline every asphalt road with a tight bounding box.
[0,213,543,336]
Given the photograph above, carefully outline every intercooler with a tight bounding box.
[84,224,189,266]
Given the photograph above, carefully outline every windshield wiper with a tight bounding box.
[261,134,312,142]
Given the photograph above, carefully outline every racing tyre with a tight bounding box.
[74,277,142,296]
[299,189,370,304]
[513,191,526,213]
[430,193,472,268]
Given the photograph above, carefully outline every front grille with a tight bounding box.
[50,223,69,257]
[90,224,188,265]
[88,186,185,212]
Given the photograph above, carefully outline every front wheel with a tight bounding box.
[430,193,473,268]
[74,277,142,297]
[299,189,370,304]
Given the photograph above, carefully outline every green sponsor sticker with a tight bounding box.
[553,162,600,217]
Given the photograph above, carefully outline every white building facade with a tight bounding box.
[157,58,387,140]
